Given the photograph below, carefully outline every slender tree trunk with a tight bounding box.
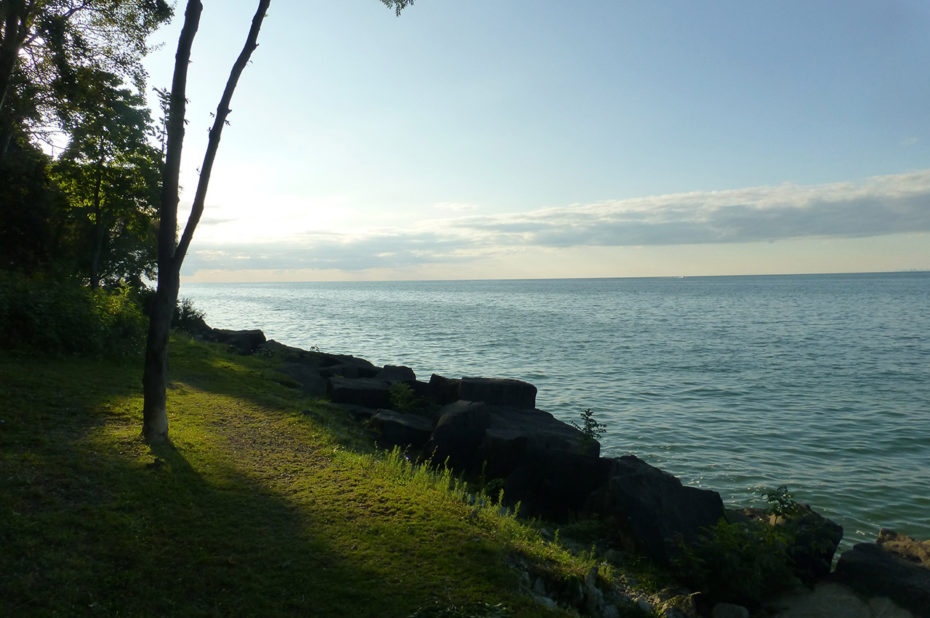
[140,0,202,443]
[141,263,178,441]
[141,0,270,443]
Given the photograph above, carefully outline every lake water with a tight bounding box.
[181,272,930,546]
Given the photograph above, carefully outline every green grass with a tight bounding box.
[0,336,638,617]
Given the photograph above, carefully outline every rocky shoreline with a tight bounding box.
[199,325,930,618]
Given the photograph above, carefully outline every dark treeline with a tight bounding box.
[1,0,171,288]
[0,1,172,354]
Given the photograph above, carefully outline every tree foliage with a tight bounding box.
[51,67,160,288]
[0,0,171,155]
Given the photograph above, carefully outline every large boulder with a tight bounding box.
[834,529,930,616]
[427,401,600,518]
[377,365,416,383]
[209,328,266,354]
[278,363,328,396]
[259,339,379,378]
[329,377,391,409]
[588,455,725,564]
[370,409,435,451]
[460,377,537,409]
[315,354,379,379]
[428,374,462,405]
[428,401,492,470]
[775,504,843,583]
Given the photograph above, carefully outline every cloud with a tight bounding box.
[451,170,930,247]
[182,169,930,275]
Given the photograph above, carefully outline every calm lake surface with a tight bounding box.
[182,272,930,546]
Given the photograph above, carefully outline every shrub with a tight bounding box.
[173,297,208,334]
[0,272,146,357]
[571,408,606,448]
[762,485,801,518]
[673,518,796,606]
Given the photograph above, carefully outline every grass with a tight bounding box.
[0,335,644,617]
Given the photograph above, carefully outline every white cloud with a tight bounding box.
[182,169,930,275]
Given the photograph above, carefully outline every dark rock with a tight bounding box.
[876,528,930,565]
[316,355,379,379]
[460,377,537,409]
[774,504,843,583]
[410,379,433,400]
[370,409,435,450]
[209,328,266,354]
[259,340,379,378]
[376,365,416,383]
[588,455,725,564]
[834,530,930,617]
[278,363,327,396]
[427,401,599,519]
[329,377,391,409]
[334,403,378,422]
[257,339,314,360]
[428,401,491,470]
[484,406,600,518]
[428,374,461,404]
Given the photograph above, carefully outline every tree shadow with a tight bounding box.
[0,352,410,616]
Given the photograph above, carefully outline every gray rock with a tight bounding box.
[279,363,327,396]
[427,401,600,518]
[834,530,930,617]
[428,374,461,404]
[209,328,266,354]
[329,377,391,409]
[588,455,725,564]
[370,409,434,450]
[259,340,379,378]
[769,581,912,618]
[460,377,537,409]
[428,401,491,470]
[376,365,416,383]
[777,504,843,583]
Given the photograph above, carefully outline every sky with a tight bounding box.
[142,0,930,282]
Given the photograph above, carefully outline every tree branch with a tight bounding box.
[174,0,270,267]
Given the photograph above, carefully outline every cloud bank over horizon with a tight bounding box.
[182,169,930,279]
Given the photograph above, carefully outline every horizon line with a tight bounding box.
[180,268,930,286]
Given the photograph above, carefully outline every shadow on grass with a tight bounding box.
[0,352,408,617]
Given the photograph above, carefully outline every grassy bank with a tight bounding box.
[0,336,652,617]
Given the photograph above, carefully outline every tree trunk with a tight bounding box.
[141,0,269,443]
[141,264,178,442]
[140,0,202,443]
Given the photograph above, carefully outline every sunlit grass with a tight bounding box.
[0,336,633,616]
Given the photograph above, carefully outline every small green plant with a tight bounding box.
[762,485,801,518]
[388,382,435,417]
[673,518,795,606]
[389,382,418,411]
[173,297,208,333]
[571,408,606,446]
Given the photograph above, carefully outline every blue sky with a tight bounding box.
[143,0,930,281]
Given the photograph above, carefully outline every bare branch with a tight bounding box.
[175,0,270,266]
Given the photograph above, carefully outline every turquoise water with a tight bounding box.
[182,272,930,545]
